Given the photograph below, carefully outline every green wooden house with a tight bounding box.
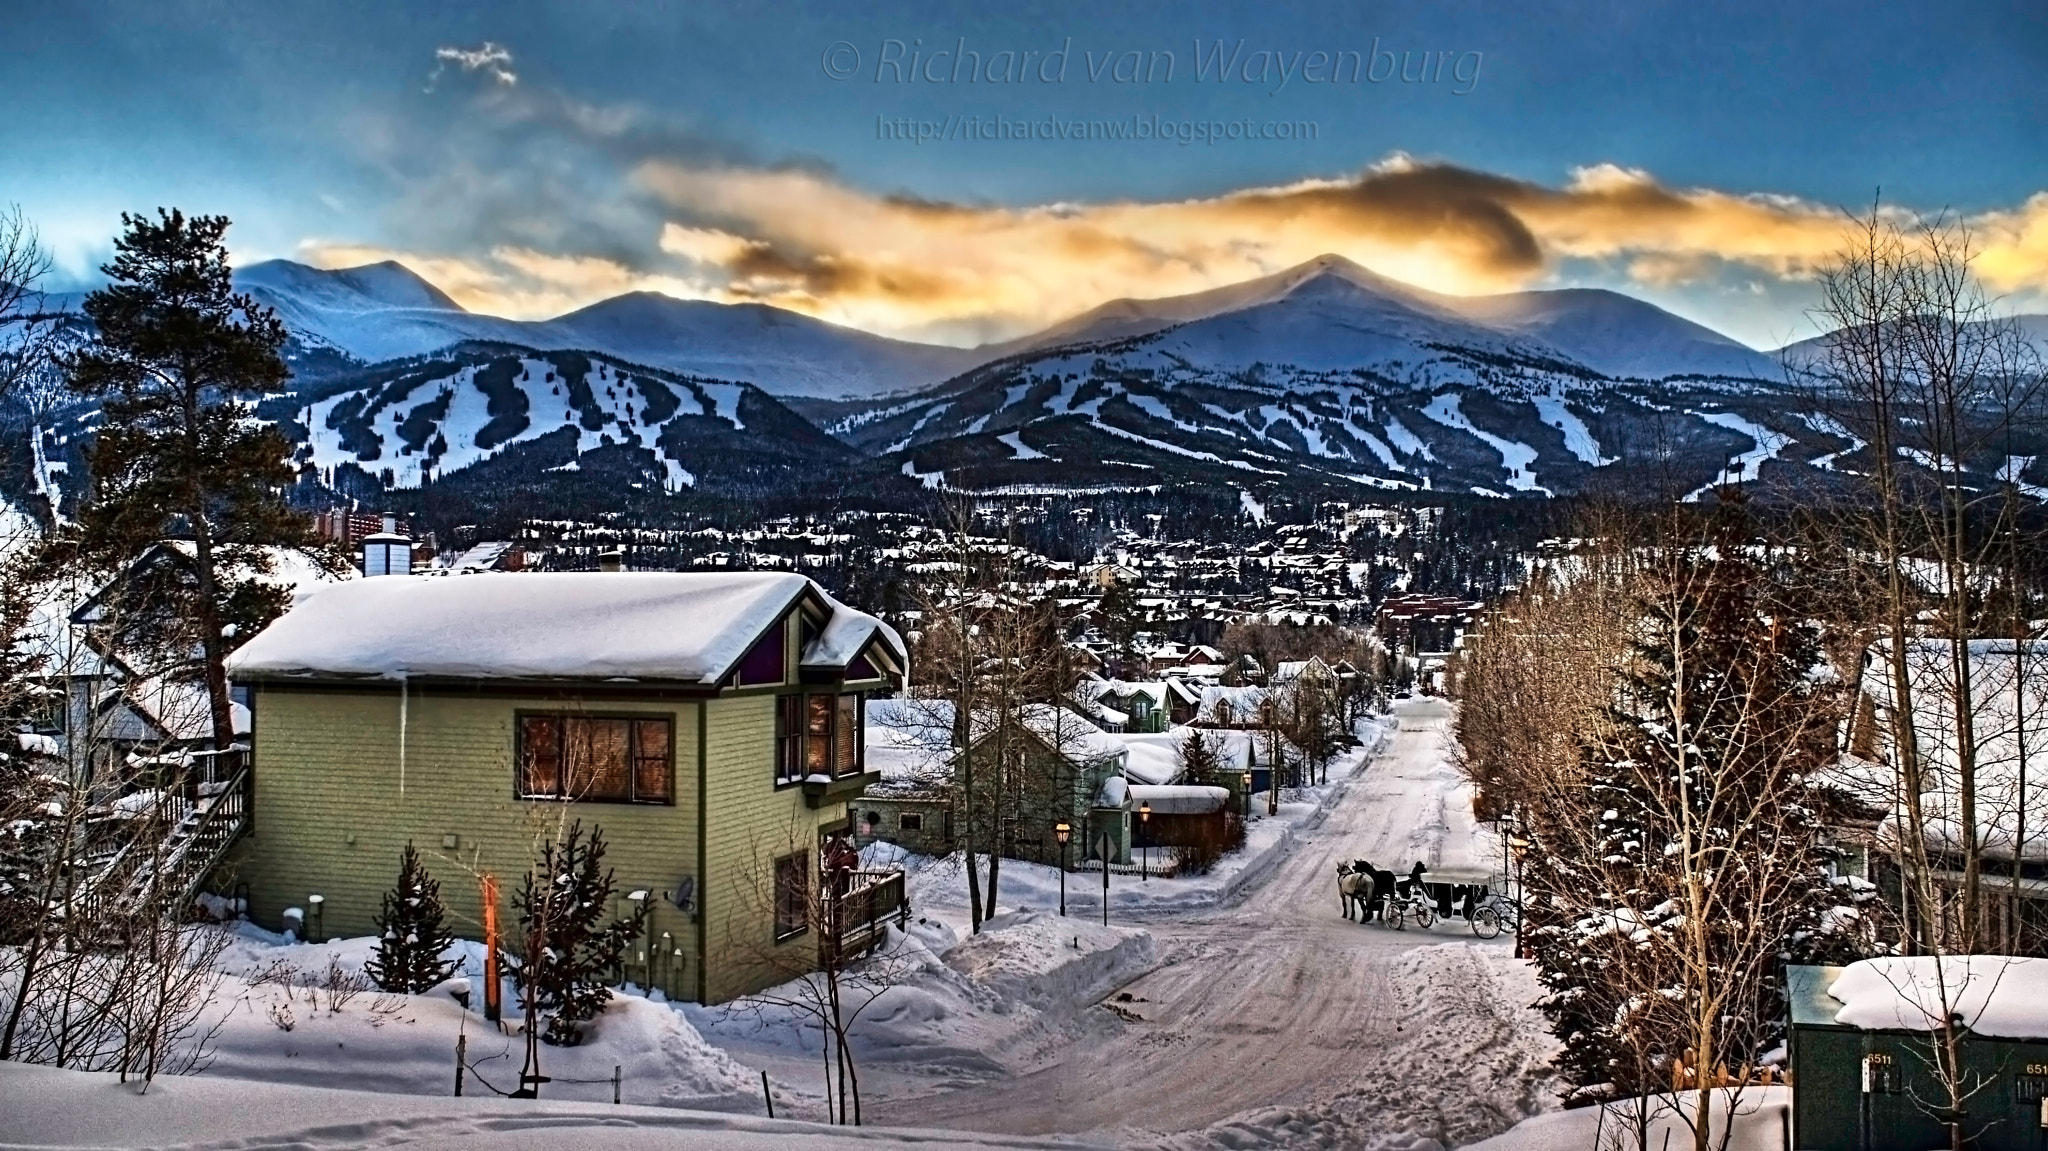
[224,570,906,1004]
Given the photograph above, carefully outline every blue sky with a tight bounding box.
[5,0,2045,348]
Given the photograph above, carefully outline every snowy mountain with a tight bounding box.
[830,256,2048,500]
[280,345,853,497]
[232,260,980,400]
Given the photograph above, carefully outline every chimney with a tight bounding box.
[598,549,625,573]
[362,513,413,577]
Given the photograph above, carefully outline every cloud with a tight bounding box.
[428,42,518,91]
[306,124,2048,344]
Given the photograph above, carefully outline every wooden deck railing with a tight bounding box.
[822,868,908,961]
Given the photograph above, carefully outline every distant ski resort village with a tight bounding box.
[5,7,2048,1149]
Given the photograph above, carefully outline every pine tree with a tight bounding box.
[59,210,310,750]
[1526,502,1864,1117]
[365,843,458,994]
[511,822,650,1047]
[1177,727,1221,784]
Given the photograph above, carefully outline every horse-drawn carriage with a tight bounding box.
[1336,860,1518,937]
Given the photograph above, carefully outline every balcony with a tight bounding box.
[821,868,907,962]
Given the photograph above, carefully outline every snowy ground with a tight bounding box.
[0,1059,1111,1150]
[863,697,1561,1147]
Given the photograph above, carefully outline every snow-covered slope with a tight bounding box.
[833,257,1823,497]
[289,346,851,494]
[233,260,981,400]
[1452,287,1778,380]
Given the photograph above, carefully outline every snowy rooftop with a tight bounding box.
[1862,639,2048,861]
[227,571,902,684]
[1824,956,2048,1039]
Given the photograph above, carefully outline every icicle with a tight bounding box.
[399,673,410,797]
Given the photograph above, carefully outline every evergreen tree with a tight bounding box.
[60,210,309,749]
[511,822,650,1046]
[1525,502,1867,1111]
[1177,727,1221,784]
[365,843,458,994]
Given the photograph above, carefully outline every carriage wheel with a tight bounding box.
[1414,905,1435,929]
[1386,905,1406,930]
[1473,907,1502,939]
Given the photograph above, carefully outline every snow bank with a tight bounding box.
[1460,1088,1791,1151]
[195,927,762,1111]
[942,910,1155,1014]
[0,1059,1091,1150]
[1828,955,2048,1038]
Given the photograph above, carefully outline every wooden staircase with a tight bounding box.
[76,754,252,925]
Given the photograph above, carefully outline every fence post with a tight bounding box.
[612,1064,621,1105]
[762,1070,775,1119]
[454,1032,466,1097]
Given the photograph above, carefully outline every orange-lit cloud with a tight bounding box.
[302,155,2048,345]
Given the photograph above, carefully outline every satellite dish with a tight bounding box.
[670,877,695,913]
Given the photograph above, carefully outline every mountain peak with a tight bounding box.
[237,258,464,314]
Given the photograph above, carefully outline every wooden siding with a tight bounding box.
[699,692,842,1002]
[232,685,704,1000]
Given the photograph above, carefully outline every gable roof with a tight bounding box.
[227,571,902,685]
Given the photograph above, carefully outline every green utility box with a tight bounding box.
[1787,965,2048,1150]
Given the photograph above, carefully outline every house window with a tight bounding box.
[805,694,833,775]
[777,692,865,784]
[518,713,673,804]
[776,695,805,785]
[773,851,809,940]
[899,812,923,832]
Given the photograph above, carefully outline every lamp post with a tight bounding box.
[1054,821,1071,917]
[1507,830,1531,957]
[1240,770,1253,821]
[1098,832,1112,927]
[1138,801,1152,881]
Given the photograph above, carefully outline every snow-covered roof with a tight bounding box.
[1861,639,2048,861]
[863,697,953,781]
[121,672,252,741]
[1828,956,2048,1039]
[1128,784,1231,815]
[803,585,906,671]
[1193,685,1270,724]
[228,571,899,685]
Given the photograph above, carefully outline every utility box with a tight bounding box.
[1788,964,2048,1151]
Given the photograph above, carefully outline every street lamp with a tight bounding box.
[1240,771,1253,821]
[1138,801,1152,881]
[1507,830,1531,957]
[1054,821,1071,917]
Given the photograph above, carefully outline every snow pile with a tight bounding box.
[193,927,763,1110]
[941,910,1155,1015]
[1457,1088,1790,1151]
[688,913,1152,1077]
[1828,955,2048,1038]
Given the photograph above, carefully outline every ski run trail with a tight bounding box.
[880,696,1562,1149]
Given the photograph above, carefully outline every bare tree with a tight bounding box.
[1792,204,2048,957]
[717,819,921,1125]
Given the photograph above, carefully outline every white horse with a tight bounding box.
[1336,861,1377,921]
